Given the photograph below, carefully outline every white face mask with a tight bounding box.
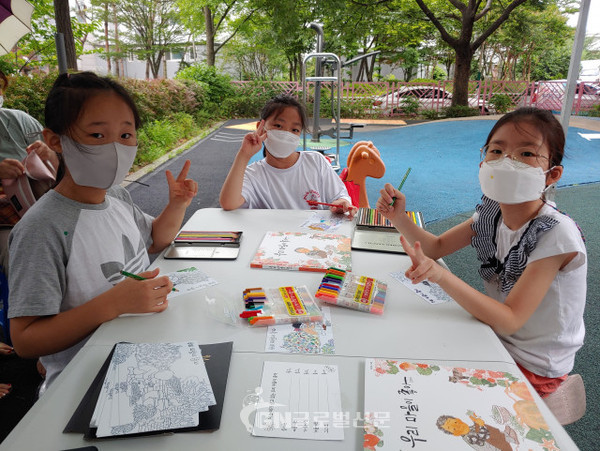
[0,95,4,108]
[479,157,553,204]
[264,129,300,159]
[60,135,137,189]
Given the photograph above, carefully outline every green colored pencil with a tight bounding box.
[120,270,177,292]
[390,167,412,206]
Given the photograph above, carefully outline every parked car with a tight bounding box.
[518,80,600,111]
[372,85,491,114]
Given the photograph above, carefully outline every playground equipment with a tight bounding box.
[302,24,376,171]
[342,141,386,208]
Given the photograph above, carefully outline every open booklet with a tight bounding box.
[64,341,233,439]
[352,208,424,254]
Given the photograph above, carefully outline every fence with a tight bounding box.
[231,80,600,116]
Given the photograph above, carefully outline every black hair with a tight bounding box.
[260,94,308,131]
[44,71,141,135]
[484,107,565,168]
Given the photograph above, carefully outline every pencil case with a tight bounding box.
[315,267,387,315]
[239,285,323,326]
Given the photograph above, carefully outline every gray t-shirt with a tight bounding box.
[0,108,43,161]
[8,186,154,388]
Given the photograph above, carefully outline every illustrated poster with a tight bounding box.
[363,359,559,450]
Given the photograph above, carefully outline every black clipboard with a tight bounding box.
[64,341,233,439]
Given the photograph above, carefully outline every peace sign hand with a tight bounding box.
[401,235,443,284]
[240,120,268,158]
[166,159,198,208]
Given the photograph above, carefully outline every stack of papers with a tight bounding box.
[90,341,215,437]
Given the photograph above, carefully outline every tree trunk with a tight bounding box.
[104,4,111,74]
[452,43,473,106]
[204,6,215,66]
[113,3,120,77]
[54,0,78,70]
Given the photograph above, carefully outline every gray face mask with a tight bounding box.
[60,135,137,189]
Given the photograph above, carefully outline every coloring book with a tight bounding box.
[364,359,559,450]
[250,231,352,272]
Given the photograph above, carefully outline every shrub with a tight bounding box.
[421,109,439,120]
[4,72,58,124]
[490,94,513,114]
[120,78,205,124]
[395,97,420,116]
[175,63,234,104]
[442,105,480,118]
[222,81,284,118]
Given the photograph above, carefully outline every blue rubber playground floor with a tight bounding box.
[244,119,600,223]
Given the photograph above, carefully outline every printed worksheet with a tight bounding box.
[252,361,344,440]
[165,267,218,298]
[265,307,335,354]
[93,341,215,437]
[299,212,346,232]
[390,271,453,305]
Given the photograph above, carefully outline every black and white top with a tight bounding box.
[471,196,587,378]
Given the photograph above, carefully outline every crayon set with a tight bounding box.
[315,267,387,315]
[240,285,323,326]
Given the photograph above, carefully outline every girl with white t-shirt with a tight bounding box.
[219,95,356,218]
[375,107,587,398]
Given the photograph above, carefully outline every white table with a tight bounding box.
[0,208,579,450]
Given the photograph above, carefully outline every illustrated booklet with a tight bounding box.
[363,359,560,450]
[250,231,352,272]
[65,341,233,439]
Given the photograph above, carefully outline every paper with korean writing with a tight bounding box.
[363,359,559,450]
[252,361,344,440]
[390,271,453,304]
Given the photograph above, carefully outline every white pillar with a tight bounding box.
[560,0,591,137]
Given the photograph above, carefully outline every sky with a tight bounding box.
[567,0,600,36]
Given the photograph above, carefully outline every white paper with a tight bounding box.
[94,341,215,437]
[390,271,453,305]
[252,361,344,440]
[299,212,346,232]
[265,307,335,354]
[165,267,218,298]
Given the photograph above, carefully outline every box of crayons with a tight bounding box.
[356,208,424,230]
[315,267,387,315]
[239,286,323,326]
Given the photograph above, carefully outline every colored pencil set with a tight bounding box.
[356,208,424,229]
[240,285,323,326]
[315,267,387,315]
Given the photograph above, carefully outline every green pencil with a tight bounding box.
[120,270,178,292]
[390,167,412,206]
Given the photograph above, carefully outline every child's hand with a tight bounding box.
[401,236,443,284]
[113,268,171,315]
[166,159,198,208]
[329,199,358,219]
[0,158,24,179]
[376,183,406,222]
[239,120,267,158]
[26,140,60,171]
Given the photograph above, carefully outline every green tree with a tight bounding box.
[117,0,187,79]
[176,0,257,67]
